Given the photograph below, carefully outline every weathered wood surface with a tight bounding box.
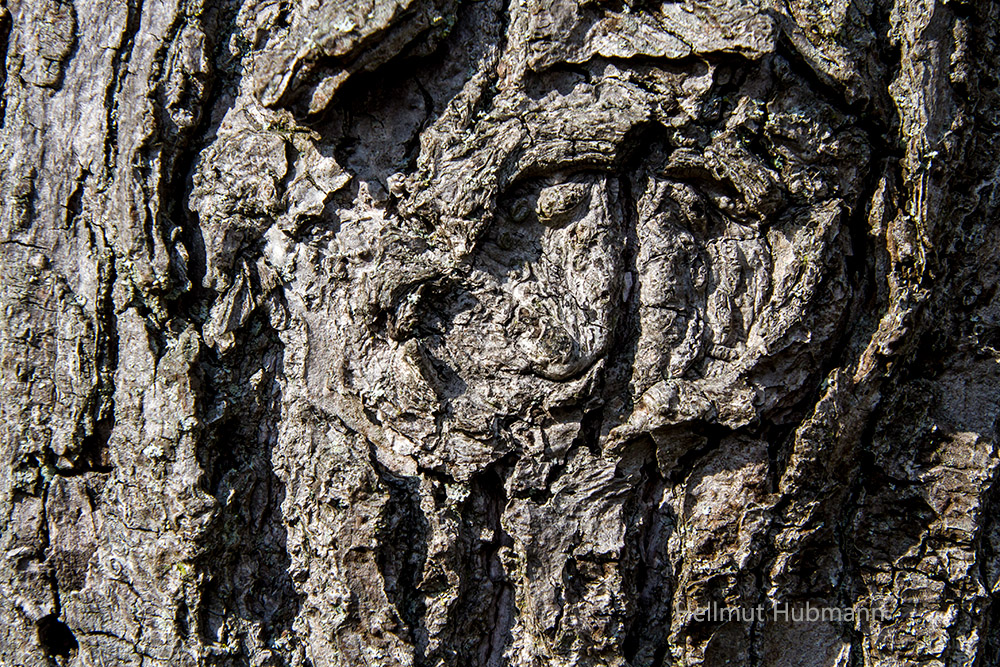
[2,0,999,665]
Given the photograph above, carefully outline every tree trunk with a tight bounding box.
[2,0,998,665]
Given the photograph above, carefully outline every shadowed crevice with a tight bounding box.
[375,465,430,665]
[36,614,78,663]
[197,312,302,663]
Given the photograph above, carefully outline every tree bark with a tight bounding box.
[1,0,998,665]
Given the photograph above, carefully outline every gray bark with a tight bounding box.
[1,0,999,665]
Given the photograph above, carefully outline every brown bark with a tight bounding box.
[1,0,999,665]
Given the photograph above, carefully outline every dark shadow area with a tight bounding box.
[981,598,1000,667]
[977,445,1000,667]
[373,463,430,665]
[36,613,78,662]
[314,0,505,191]
[196,310,302,665]
[170,0,253,318]
[849,459,937,567]
[524,64,592,101]
[434,461,517,667]
[847,381,947,570]
[150,2,307,661]
[601,122,672,432]
[621,456,676,666]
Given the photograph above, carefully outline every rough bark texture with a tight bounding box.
[1,0,999,665]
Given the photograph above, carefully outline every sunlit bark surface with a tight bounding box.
[2,0,1000,665]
